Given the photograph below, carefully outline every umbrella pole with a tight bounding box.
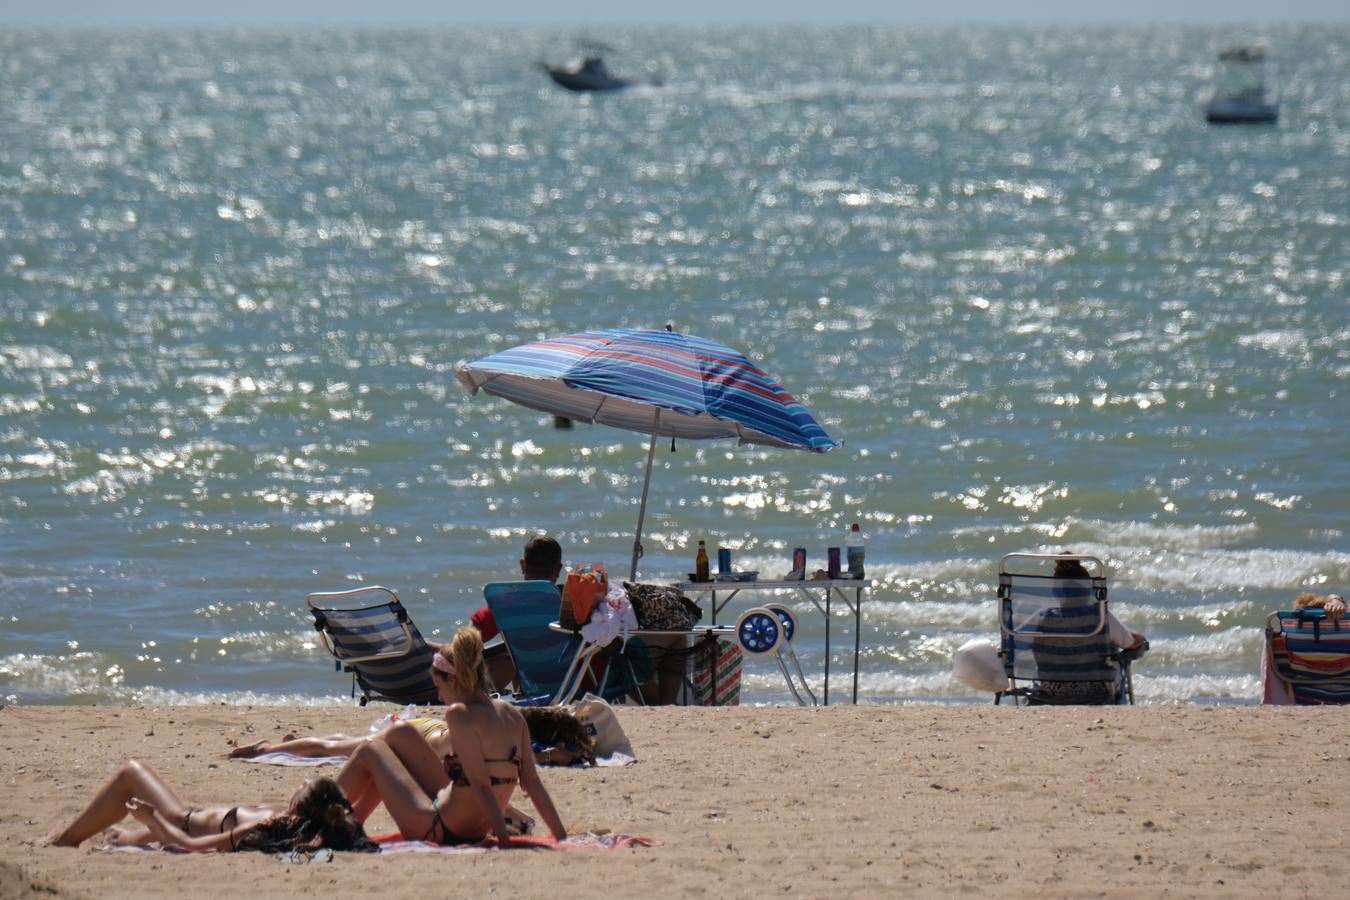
[630,411,659,581]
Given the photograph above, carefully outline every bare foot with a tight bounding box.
[228,740,273,759]
[35,832,72,848]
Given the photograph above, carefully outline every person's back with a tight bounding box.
[469,534,564,691]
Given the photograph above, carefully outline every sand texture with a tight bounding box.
[1,703,1344,898]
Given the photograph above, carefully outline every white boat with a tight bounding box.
[1204,46,1279,124]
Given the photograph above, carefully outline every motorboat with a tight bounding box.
[1204,46,1279,124]
[539,55,634,92]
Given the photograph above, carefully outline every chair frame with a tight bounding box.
[483,580,642,707]
[307,585,440,706]
[995,553,1138,706]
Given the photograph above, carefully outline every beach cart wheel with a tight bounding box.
[736,607,783,656]
[764,604,798,643]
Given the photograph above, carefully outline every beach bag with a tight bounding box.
[560,564,608,629]
[571,693,635,762]
[685,638,742,706]
[623,582,702,631]
[951,639,1008,694]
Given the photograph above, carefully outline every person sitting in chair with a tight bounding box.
[1053,557,1147,652]
[952,553,1147,700]
[1262,591,1346,705]
[467,533,680,704]
[466,534,565,692]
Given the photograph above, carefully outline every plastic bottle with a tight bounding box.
[695,540,710,582]
[846,523,865,579]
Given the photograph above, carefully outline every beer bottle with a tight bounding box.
[695,540,710,582]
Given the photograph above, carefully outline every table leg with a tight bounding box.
[853,587,861,704]
[824,586,831,706]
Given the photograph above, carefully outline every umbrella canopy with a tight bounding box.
[457,328,838,577]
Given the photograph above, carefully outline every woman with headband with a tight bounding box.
[334,625,568,844]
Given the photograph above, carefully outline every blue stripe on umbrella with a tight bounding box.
[459,328,837,453]
[458,328,839,577]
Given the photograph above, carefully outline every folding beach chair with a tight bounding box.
[995,553,1142,706]
[1265,609,1350,705]
[307,586,440,706]
[483,581,642,706]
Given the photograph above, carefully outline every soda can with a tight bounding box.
[827,547,842,579]
[717,548,732,574]
[792,547,807,576]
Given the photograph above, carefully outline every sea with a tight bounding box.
[2,23,1347,707]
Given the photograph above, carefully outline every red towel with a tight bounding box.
[372,832,655,852]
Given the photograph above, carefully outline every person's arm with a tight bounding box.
[1326,594,1346,622]
[125,799,239,852]
[1106,611,1145,650]
[516,717,568,841]
[444,707,513,843]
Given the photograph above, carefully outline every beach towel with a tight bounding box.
[374,832,656,853]
[234,752,348,767]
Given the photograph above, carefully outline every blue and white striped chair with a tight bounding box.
[995,553,1141,706]
[307,586,440,706]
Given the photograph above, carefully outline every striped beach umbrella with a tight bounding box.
[457,327,838,578]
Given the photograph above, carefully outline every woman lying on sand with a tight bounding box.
[229,714,453,760]
[333,625,568,844]
[229,706,595,767]
[42,767,376,852]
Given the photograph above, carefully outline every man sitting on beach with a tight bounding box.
[1053,556,1147,651]
[468,533,681,704]
[952,554,1147,698]
[466,533,565,692]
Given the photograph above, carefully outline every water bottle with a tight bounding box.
[846,523,865,579]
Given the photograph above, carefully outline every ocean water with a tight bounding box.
[2,24,1347,707]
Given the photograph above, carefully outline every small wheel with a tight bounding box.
[736,607,783,656]
[764,603,798,643]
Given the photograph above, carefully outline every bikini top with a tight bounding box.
[443,746,522,787]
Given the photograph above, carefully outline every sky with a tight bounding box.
[1,0,1347,26]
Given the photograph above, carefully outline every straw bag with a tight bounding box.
[623,582,702,631]
[560,564,608,629]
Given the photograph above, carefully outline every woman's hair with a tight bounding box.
[439,625,490,696]
[1294,592,1324,609]
[235,777,378,854]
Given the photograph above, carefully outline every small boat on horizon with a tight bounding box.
[539,54,635,92]
[1204,45,1279,125]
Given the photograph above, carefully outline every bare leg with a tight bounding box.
[336,722,448,833]
[485,649,516,694]
[229,733,367,760]
[654,636,689,705]
[44,760,190,847]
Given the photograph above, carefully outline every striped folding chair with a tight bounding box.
[307,586,440,706]
[1266,610,1350,705]
[996,553,1137,706]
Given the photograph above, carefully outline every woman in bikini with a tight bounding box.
[334,625,567,844]
[227,714,452,761]
[42,766,376,853]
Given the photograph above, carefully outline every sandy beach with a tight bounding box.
[1,703,1344,899]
